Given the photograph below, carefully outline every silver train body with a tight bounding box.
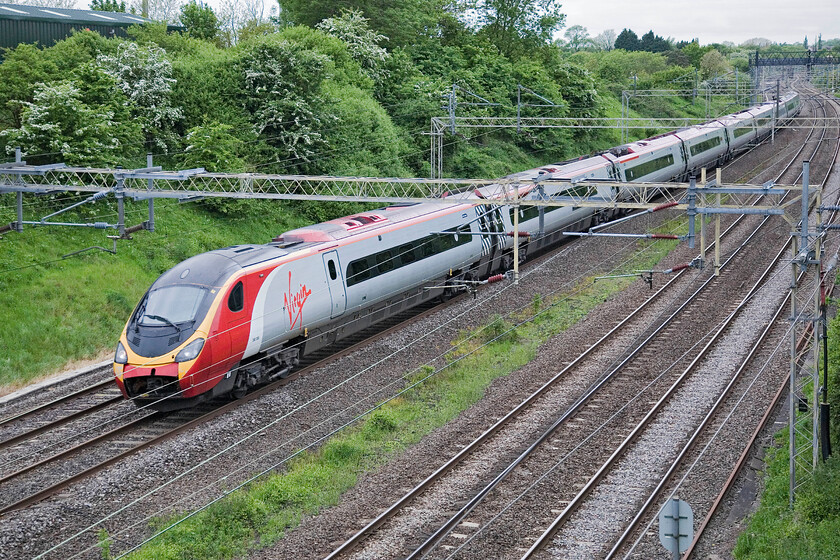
[115,93,800,405]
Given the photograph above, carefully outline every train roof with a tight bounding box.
[151,245,290,292]
[274,201,461,243]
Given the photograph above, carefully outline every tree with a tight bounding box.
[0,44,60,128]
[179,121,245,173]
[90,0,126,11]
[316,10,390,85]
[278,0,450,48]
[217,0,276,46]
[700,49,729,78]
[614,28,640,51]
[98,42,183,150]
[741,37,771,48]
[1,82,124,166]
[563,25,589,52]
[639,30,670,52]
[127,0,183,23]
[179,0,220,41]
[467,0,565,55]
[590,29,616,51]
[239,41,334,170]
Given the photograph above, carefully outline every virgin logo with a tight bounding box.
[284,271,312,329]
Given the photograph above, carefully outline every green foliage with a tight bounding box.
[614,28,640,51]
[700,49,730,79]
[98,42,183,151]
[681,40,714,68]
[734,299,840,559]
[278,0,449,48]
[639,30,671,53]
[90,0,125,11]
[468,0,565,57]
[0,44,60,128]
[180,1,220,42]
[179,120,246,173]
[1,81,132,166]
[96,528,113,560]
[316,10,390,85]
[321,83,411,176]
[238,38,334,171]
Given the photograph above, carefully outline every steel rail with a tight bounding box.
[0,379,113,427]
[528,87,840,559]
[0,395,123,451]
[522,233,791,558]
[326,129,784,559]
[0,299,455,516]
[680,89,840,559]
[412,118,811,557]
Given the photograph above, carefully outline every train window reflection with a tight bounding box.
[139,286,208,325]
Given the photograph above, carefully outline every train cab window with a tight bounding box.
[228,281,244,312]
[327,259,337,280]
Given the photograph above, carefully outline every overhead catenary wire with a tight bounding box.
[45,207,683,560]
[440,239,821,560]
[8,87,820,556]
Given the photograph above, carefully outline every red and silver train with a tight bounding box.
[113,93,800,408]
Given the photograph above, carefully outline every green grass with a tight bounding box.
[123,233,679,560]
[0,196,312,390]
[733,277,840,559]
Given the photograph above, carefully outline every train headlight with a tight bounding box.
[175,338,205,363]
[115,342,128,365]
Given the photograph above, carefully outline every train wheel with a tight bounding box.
[232,372,248,399]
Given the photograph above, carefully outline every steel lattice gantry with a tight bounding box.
[0,163,808,232]
[749,51,840,69]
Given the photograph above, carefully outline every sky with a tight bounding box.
[561,0,840,46]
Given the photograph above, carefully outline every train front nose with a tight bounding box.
[121,363,182,399]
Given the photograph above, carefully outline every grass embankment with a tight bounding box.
[734,292,840,559]
[121,232,681,560]
[0,197,312,391]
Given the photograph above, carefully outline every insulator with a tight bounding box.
[507,231,531,237]
[652,201,679,212]
[94,222,109,229]
[91,191,110,201]
[486,274,505,284]
[650,234,679,239]
[668,263,691,273]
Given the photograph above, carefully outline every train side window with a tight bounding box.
[327,259,337,280]
[228,281,244,312]
[376,249,394,273]
[398,244,416,265]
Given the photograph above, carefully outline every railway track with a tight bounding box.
[608,86,840,560]
[322,88,840,559]
[0,299,445,515]
[4,89,833,560]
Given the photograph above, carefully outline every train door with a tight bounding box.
[322,250,347,318]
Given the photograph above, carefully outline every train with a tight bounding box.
[113,92,801,408]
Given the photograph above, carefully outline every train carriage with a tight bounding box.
[113,93,803,408]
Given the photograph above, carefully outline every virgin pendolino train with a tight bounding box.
[113,93,801,408]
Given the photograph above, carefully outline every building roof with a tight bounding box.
[0,2,154,27]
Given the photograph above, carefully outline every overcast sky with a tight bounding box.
[561,0,840,46]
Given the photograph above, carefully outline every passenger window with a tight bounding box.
[377,250,394,273]
[328,259,337,280]
[228,281,244,312]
